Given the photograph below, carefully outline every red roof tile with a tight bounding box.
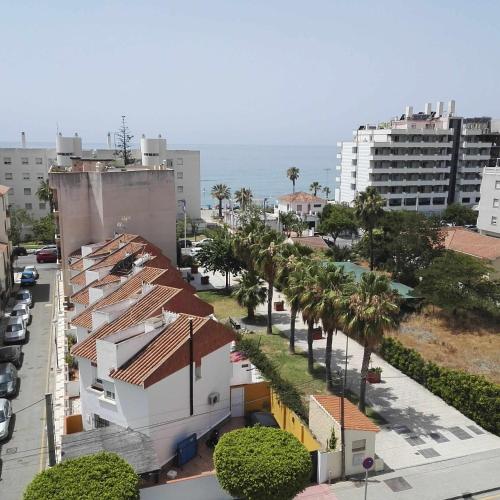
[442,227,500,260]
[86,234,139,258]
[69,258,84,271]
[312,395,380,433]
[70,270,87,286]
[88,241,147,271]
[278,192,326,204]
[290,236,329,250]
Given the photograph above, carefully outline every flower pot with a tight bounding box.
[312,327,323,340]
[190,265,199,274]
[274,301,284,311]
[367,371,381,384]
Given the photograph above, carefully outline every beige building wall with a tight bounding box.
[50,169,177,295]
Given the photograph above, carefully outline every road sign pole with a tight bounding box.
[364,468,368,500]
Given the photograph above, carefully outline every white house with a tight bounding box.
[277,192,327,230]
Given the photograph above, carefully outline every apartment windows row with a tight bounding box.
[391,135,451,143]
[373,148,450,156]
[461,197,480,204]
[386,197,446,207]
[4,172,45,181]
[372,160,450,169]
[3,157,44,165]
[376,185,449,195]
[10,202,46,211]
[370,173,450,182]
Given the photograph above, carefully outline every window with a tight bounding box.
[492,216,498,226]
[352,439,366,452]
[313,203,322,208]
[166,159,173,167]
[352,453,364,466]
[5,173,12,180]
[35,157,43,165]
[493,199,500,208]
[462,197,470,203]
[21,157,28,165]
[25,203,32,210]
[24,188,31,195]
[3,157,11,165]
[195,365,202,380]
[10,189,14,195]
[176,158,183,166]
[177,185,184,193]
[93,414,109,428]
[23,172,30,180]
[91,377,103,391]
[177,171,183,179]
[475,197,480,203]
[39,203,46,210]
[496,180,500,190]
[104,389,115,401]
[37,173,44,180]
[296,204,302,212]
[432,197,446,205]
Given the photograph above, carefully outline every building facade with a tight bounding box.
[477,166,500,237]
[337,101,500,214]
[277,191,327,230]
[0,186,12,307]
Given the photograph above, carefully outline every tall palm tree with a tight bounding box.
[233,270,267,320]
[286,167,300,193]
[234,187,253,210]
[211,184,231,218]
[36,179,54,212]
[309,181,322,196]
[341,273,400,413]
[323,186,331,200]
[354,187,385,271]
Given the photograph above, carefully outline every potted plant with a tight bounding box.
[367,367,382,384]
[274,300,285,311]
[190,259,199,275]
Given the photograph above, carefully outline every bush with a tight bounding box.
[380,338,500,435]
[214,426,311,500]
[24,452,139,500]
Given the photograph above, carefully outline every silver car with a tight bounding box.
[15,289,33,308]
[0,398,12,440]
[4,317,27,344]
[10,303,30,325]
[0,363,18,398]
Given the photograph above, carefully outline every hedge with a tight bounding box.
[214,426,312,500]
[24,452,139,500]
[380,338,500,435]
[236,336,308,421]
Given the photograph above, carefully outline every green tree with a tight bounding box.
[214,426,311,500]
[318,203,358,245]
[442,203,477,226]
[24,451,139,500]
[309,181,322,196]
[115,115,134,166]
[32,214,56,243]
[354,187,385,271]
[36,179,54,212]
[8,207,33,245]
[211,184,231,218]
[233,270,267,320]
[341,273,400,413]
[278,211,299,237]
[196,226,242,290]
[323,186,331,200]
[286,167,300,193]
[234,187,253,210]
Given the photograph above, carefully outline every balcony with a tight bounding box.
[462,141,492,148]
[369,154,451,161]
[461,153,490,161]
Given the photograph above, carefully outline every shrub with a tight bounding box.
[380,338,500,435]
[214,426,311,500]
[24,451,139,500]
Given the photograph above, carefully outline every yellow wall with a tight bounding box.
[270,389,320,452]
[244,381,270,413]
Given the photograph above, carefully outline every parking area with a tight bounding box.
[0,254,57,500]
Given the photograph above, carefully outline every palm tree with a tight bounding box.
[233,270,267,320]
[310,181,322,196]
[36,179,54,212]
[323,186,331,200]
[211,184,231,218]
[341,273,400,413]
[234,187,253,210]
[286,167,300,193]
[354,187,385,271]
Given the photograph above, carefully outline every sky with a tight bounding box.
[1,0,499,146]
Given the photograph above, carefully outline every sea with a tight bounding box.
[0,142,338,207]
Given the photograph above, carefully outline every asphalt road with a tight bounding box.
[0,255,57,500]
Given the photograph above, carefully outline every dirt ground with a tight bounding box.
[389,308,500,384]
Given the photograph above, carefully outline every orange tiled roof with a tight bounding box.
[92,273,123,288]
[313,395,380,433]
[111,315,235,387]
[69,258,84,271]
[87,241,146,271]
[72,288,90,305]
[442,227,500,261]
[69,248,83,259]
[278,191,326,204]
[291,236,329,250]
[70,270,87,287]
[71,274,124,306]
[86,233,139,258]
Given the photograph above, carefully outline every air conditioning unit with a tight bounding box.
[208,392,220,405]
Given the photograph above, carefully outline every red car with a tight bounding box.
[36,249,58,263]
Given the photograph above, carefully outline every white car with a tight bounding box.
[0,398,12,440]
[4,318,27,344]
[10,304,30,325]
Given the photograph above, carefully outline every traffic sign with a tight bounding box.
[362,456,374,470]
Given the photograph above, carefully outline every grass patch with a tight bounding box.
[197,289,245,321]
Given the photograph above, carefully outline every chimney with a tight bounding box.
[74,132,78,137]
[158,133,162,138]
[424,103,432,114]
[405,105,413,118]
[448,100,455,116]
[436,101,444,116]
[107,132,112,149]
[21,131,26,148]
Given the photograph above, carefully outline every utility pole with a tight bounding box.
[263,198,268,227]
[340,334,349,480]
[188,318,194,416]
[45,393,56,466]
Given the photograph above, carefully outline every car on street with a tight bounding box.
[34,244,57,255]
[12,246,28,257]
[36,248,58,263]
[0,363,18,398]
[0,398,12,441]
[23,265,39,279]
[20,271,37,285]
[4,318,27,344]
[193,238,212,247]
[0,346,22,368]
[10,303,30,325]
[15,289,33,308]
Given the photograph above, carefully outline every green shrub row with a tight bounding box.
[380,338,500,435]
[236,336,308,422]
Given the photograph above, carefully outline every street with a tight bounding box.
[0,255,57,500]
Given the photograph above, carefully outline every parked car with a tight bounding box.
[193,238,213,247]
[20,271,37,286]
[12,246,28,257]
[0,346,22,368]
[0,398,12,440]
[36,248,58,263]
[178,239,193,248]
[247,411,279,428]
[15,289,33,308]
[23,265,39,279]
[34,244,57,255]
[10,303,30,325]
[0,363,18,398]
[4,318,27,344]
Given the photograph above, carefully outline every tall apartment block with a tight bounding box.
[337,101,500,213]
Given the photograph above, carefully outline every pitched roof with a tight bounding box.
[278,191,326,204]
[312,395,380,433]
[87,241,147,271]
[70,274,123,305]
[111,315,235,388]
[70,270,87,287]
[69,258,84,271]
[290,236,329,250]
[69,248,83,259]
[86,233,139,258]
[442,227,500,260]
[0,185,10,196]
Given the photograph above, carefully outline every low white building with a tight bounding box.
[477,166,500,237]
[277,192,327,230]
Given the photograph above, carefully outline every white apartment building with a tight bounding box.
[477,166,500,237]
[337,101,500,214]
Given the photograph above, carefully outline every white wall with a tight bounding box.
[478,169,500,237]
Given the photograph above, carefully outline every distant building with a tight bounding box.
[277,191,327,230]
[337,100,500,214]
[0,185,12,306]
[477,166,500,237]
